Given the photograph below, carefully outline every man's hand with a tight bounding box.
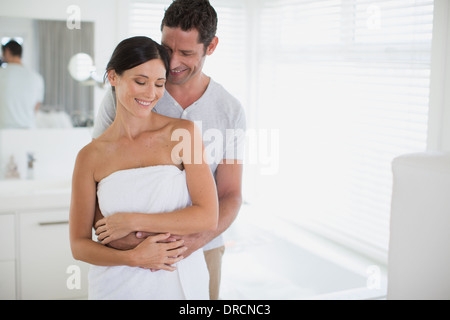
[131,233,187,272]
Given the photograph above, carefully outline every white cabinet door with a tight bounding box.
[0,261,16,299]
[0,214,15,260]
[0,214,16,299]
[19,210,89,300]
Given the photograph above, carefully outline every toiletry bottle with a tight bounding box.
[27,153,36,180]
[5,155,20,179]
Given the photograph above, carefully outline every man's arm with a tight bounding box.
[101,161,243,253]
[178,160,243,257]
[188,104,246,251]
[92,87,117,139]
[212,160,243,238]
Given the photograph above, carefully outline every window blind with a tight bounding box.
[202,0,248,106]
[256,0,434,263]
[129,0,168,41]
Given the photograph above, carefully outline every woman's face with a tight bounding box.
[108,59,166,118]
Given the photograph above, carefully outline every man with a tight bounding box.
[0,40,44,129]
[92,0,246,300]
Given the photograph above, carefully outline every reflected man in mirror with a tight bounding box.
[0,40,44,129]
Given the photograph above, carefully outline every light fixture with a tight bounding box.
[68,53,104,88]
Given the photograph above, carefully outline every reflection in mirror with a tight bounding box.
[36,19,95,127]
[0,17,95,128]
[0,36,44,129]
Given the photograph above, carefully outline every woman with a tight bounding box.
[69,36,218,300]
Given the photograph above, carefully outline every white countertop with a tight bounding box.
[0,179,72,214]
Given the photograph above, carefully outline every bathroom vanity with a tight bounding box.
[0,128,92,299]
[0,180,89,299]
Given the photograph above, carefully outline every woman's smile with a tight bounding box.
[135,98,153,107]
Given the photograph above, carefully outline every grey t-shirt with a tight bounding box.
[0,64,44,129]
[92,78,246,250]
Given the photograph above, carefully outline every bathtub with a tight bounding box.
[220,205,387,300]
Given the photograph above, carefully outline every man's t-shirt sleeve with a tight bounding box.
[224,105,246,162]
[92,87,116,139]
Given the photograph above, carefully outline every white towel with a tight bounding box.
[89,165,209,300]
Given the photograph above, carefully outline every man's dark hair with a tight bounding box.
[161,0,218,49]
[2,40,23,58]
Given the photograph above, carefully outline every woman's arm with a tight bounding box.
[95,121,219,245]
[69,145,186,270]
[69,145,131,266]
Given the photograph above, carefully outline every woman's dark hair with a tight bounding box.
[104,36,170,83]
[161,0,218,49]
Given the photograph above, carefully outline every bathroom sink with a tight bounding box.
[0,179,71,197]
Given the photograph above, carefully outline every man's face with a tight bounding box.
[161,26,213,86]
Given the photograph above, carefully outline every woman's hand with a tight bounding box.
[131,233,187,272]
[95,213,135,244]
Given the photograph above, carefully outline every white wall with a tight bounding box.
[0,129,92,180]
[427,0,450,152]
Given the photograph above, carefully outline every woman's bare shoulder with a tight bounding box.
[75,139,104,170]
[167,117,198,135]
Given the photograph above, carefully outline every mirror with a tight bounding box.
[0,16,95,128]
